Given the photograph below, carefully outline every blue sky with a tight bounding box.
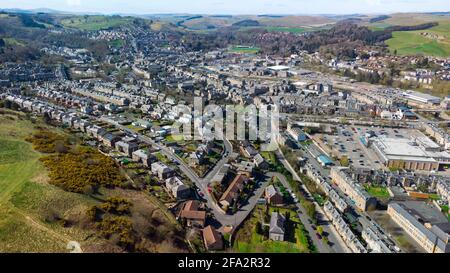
[0,0,449,15]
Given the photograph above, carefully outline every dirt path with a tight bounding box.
[14,208,83,253]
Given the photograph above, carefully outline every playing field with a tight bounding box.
[385,21,450,57]
[230,46,260,54]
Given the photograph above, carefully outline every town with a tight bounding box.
[0,6,449,255]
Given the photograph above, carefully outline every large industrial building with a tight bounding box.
[371,135,450,171]
[402,90,441,105]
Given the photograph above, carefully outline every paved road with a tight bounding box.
[267,172,331,253]
[101,117,268,231]
[275,149,350,253]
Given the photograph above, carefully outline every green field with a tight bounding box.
[386,21,450,57]
[229,46,260,54]
[60,15,131,31]
[234,206,310,253]
[3,38,25,47]
[109,39,125,48]
[266,26,329,34]
[365,185,390,199]
[266,26,308,33]
[0,113,99,252]
[367,23,392,31]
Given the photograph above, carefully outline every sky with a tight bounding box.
[0,0,449,15]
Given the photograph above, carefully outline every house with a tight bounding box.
[203,225,223,251]
[254,153,270,170]
[240,144,258,158]
[132,149,156,167]
[87,125,107,139]
[179,200,206,228]
[116,139,139,157]
[165,176,190,199]
[189,152,202,167]
[101,133,121,147]
[269,212,285,241]
[265,185,284,205]
[151,162,175,180]
[218,174,248,209]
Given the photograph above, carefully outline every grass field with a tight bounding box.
[266,25,330,34]
[0,113,100,252]
[60,15,131,31]
[234,206,310,253]
[385,21,450,57]
[366,22,392,31]
[229,46,260,54]
[364,185,390,199]
[266,26,308,33]
[109,39,125,48]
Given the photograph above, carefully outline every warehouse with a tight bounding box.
[371,135,450,171]
[402,90,441,105]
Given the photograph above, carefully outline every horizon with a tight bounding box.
[0,0,450,16]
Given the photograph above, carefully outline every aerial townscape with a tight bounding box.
[0,1,449,256]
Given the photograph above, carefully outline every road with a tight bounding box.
[267,172,331,253]
[101,117,267,231]
[275,149,350,253]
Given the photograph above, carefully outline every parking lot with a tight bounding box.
[319,125,424,170]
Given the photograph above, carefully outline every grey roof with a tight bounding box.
[266,185,281,198]
[269,212,285,234]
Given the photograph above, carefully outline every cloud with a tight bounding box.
[365,0,382,6]
[66,0,82,7]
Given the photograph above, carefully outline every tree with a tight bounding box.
[340,156,349,167]
[43,112,52,124]
[316,226,324,236]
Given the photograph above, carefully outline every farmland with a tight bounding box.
[60,15,132,31]
[385,21,450,57]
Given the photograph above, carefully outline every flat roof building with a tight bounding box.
[402,90,441,105]
[372,135,450,171]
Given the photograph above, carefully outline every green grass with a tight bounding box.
[364,185,390,199]
[261,151,277,165]
[229,46,260,54]
[386,22,450,57]
[0,140,31,164]
[0,113,99,252]
[234,206,310,253]
[109,39,125,48]
[265,25,331,34]
[266,26,308,33]
[313,194,325,206]
[60,15,131,31]
[3,38,25,47]
[428,194,441,201]
[367,23,392,31]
